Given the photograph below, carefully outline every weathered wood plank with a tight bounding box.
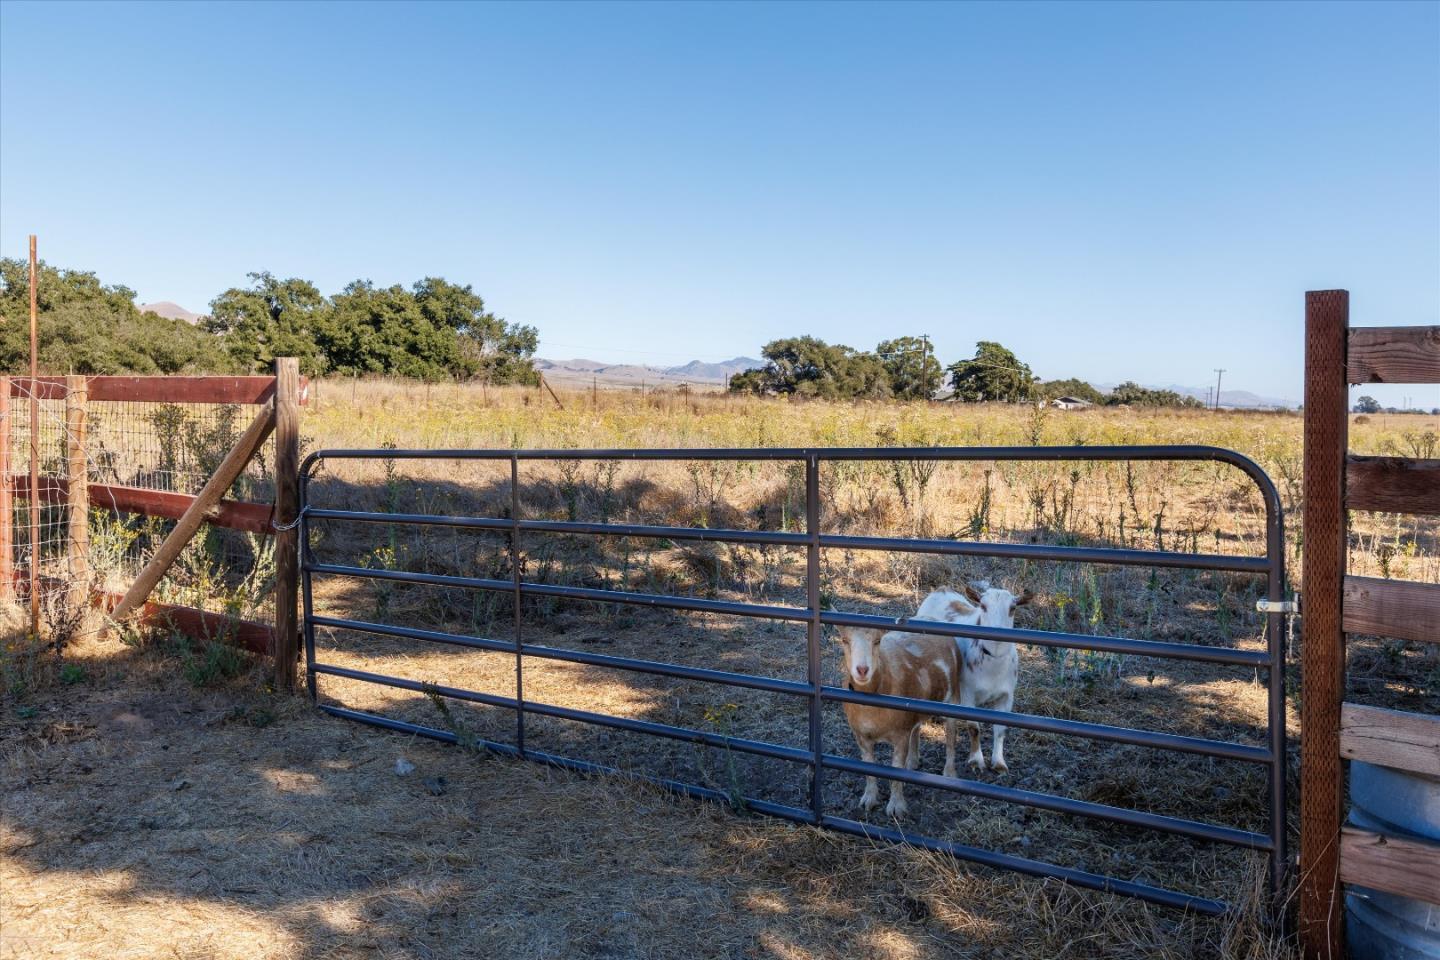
[112,403,276,622]
[272,358,301,690]
[96,591,273,655]
[1340,703,1440,777]
[1348,325,1440,384]
[1343,575,1440,645]
[65,377,89,612]
[6,477,272,533]
[1347,456,1440,516]
[1301,289,1349,960]
[8,375,310,405]
[90,483,273,533]
[1340,827,1440,906]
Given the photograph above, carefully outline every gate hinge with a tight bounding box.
[1256,596,1300,615]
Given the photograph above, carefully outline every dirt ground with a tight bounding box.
[2,632,1297,960]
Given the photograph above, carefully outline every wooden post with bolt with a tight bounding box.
[272,357,301,690]
[1299,290,1349,960]
[65,376,89,618]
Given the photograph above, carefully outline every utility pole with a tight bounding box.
[921,335,933,400]
[1212,368,1226,411]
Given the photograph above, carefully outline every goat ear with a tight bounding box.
[1014,589,1035,607]
[947,599,975,617]
[963,582,984,605]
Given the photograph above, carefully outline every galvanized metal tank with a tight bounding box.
[1347,760,1440,959]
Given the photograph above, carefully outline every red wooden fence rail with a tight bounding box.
[1,368,305,689]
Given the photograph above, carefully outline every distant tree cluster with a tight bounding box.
[207,273,538,382]
[0,259,230,374]
[730,336,1203,407]
[1353,395,1440,415]
[0,260,539,383]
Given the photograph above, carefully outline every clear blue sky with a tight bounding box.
[2,1,1436,405]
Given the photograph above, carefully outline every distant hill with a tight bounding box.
[664,357,763,381]
[138,301,203,324]
[535,356,761,388]
[1091,382,1295,409]
[1160,384,1296,410]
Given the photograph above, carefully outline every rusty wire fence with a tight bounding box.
[3,378,278,638]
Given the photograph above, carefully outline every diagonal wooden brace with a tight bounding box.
[111,401,276,622]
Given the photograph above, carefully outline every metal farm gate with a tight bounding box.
[298,445,1289,916]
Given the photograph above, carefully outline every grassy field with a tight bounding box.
[3,380,1436,959]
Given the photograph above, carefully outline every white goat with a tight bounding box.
[915,582,1033,773]
[833,626,960,818]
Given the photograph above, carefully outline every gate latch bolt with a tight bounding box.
[1255,597,1300,615]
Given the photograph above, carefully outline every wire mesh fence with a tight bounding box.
[3,380,278,640]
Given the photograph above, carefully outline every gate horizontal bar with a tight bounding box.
[822,685,1272,764]
[307,561,810,622]
[305,443,1270,467]
[309,563,1270,666]
[822,753,1272,850]
[820,533,1268,573]
[317,703,814,823]
[311,613,1268,762]
[312,662,812,765]
[820,816,1227,916]
[312,614,813,697]
[306,507,810,547]
[320,658,1269,847]
[821,610,1271,668]
[304,506,1265,572]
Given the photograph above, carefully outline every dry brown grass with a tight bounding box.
[2,637,1297,960]
[6,382,1435,958]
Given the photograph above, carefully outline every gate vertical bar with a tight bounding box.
[512,454,525,757]
[300,466,318,702]
[1300,290,1348,960]
[806,453,823,824]
[1265,488,1288,904]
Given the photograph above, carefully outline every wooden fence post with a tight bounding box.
[0,377,12,602]
[65,376,89,618]
[1300,289,1349,960]
[273,357,300,691]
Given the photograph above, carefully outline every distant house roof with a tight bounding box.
[1050,396,1092,408]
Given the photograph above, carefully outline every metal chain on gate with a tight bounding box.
[271,505,308,533]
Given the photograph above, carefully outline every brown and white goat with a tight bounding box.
[834,626,960,818]
[916,582,1033,773]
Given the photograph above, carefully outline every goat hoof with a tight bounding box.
[886,802,909,819]
[942,764,957,780]
[967,754,986,771]
[860,794,880,812]
[992,760,1008,774]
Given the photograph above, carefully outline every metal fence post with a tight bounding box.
[806,453,823,824]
